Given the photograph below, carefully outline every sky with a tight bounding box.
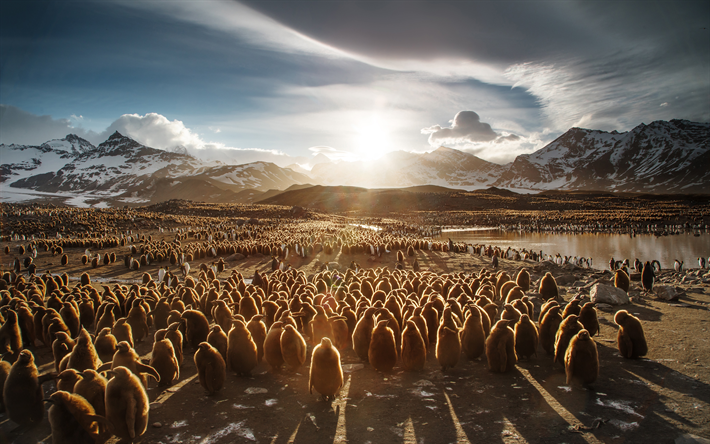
[1,0,708,167]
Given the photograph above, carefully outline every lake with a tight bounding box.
[441,229,710,271]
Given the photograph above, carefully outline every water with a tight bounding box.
[443,229,710,271]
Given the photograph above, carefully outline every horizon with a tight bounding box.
[1,0,708,166]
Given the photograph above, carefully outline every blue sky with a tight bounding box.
[1,0,708,166]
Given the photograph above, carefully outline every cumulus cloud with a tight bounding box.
[421,111,499,144]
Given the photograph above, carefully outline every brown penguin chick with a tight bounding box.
[421,301,440,346]
[516,268,531,292]
[94,328,117,364]
[501,304,522,323]
[96,341,160,387]
[614,310,648,358]
[181,309,210,349]
[539,272,559,301]
[481,303,498,330]
[554,315,583,367]
[194,342,226,395]
[401,320,427,371]
[0,360,11,412]
[539,306,563,355]
[3,350,46,426]
[368,319,397,373]
[211,299,234,335]
[309,337,344,401]
[565,330,599,386]
[309,306,333,345]
[514,314,539,360]
[94,304,116,335]
[614,269,630,293]
[436,325,461,371]
[67,328,102,372]
[104,366,150,441]
[45,390,107,444]
[485,319,516,373]
[149,298,171,331]
[150,339,180,387]
[52,331,75,372]
[59,302,81,339]
[126,300,150,343]
[56,368,82,392]
[239,293,259,323]
[264,321,285,371]
[499,281,517,303]
[539,300,559,324]
[246,314,267,364]
[111,317,134,348]
[329,316,351,352]
[505,287,526,305]
[578,302,599,337]
[206,324,228,361]
[511,298,529,316]
[280,324,307,370]
[562,299,582,319]
[74,369,107,417]
[352,307,377,362]
[409,307,430,352]
[165,322,184,365]
[461,308,486,360]
[226,319,258,376]
[0,309,22,357]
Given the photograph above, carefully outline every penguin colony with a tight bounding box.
[0,203,693,442]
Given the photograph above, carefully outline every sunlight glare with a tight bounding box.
[354,115,391,161]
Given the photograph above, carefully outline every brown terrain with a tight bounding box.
[0,200,708,444]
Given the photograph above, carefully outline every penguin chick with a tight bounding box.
[368,319,397,373]
[514,314,539,360]
[486,320,516,373]
[564,329,599,386]
[104,366,149,441]
[309,337,343,401]
[280,324,307,370]
[401,320,426,372]
[614,310,648,358]
[194,342,226,395]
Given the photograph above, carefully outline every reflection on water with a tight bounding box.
[443,229,710,270]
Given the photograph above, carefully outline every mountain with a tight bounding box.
[1,132,311,205]
[494,120,710,193]
[310,146,505,189]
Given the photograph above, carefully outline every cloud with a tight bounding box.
[0,104,99,145]
[422,111,498,144]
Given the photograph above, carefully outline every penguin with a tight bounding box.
[181,309,210,349]
[150,339,180,387]
[52,331,75,372]
[96,341,160,388]
[126,300,150,343]
[164,322,184,365]
[206,324,229,361]
[614,269,630,293]
[614,310,648,359]
[578,302,599,337]
[564,329,599,386]
[226,319,258,376]
[111,317,134,348]
[674,260,683,273]
[246,315,267,363]
[561,298,582,319]
[401,320,427,371]
[104,366,150,441]
[0,360,11,412]
[56,368,82,392]
[514,314,539,360]
[436,325,461,371]
[554,315,583,367]
[67,328,102,372]
[3,349,46,426]
[44,390,107,444]
[539,306,563,355]
[94,328,117,364]
[539,272,559,301]
[369,319,397,373]
[516,268,531,292]
[194,342,226,395]
[461,307,486,360]
[485,319,516,373]
[280,324,307,370]
[352,307,377,362]
[264,321,285,371]
[641,261,655,295]
[0,309,22,358]
[309,337,344,401]
[73,369,107,417]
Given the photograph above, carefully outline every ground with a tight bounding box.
[1,227,709,444]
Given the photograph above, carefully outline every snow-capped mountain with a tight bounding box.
[494,120,710,193]
[1,132,311,205]
[310,146,505,189]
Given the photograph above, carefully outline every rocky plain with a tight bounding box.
[0,200,708,444]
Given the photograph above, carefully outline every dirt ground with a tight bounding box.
[1,229,709,444]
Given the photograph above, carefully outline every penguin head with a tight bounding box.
[116,341,131,352]
[577,329,590,341]
[614,310,629,325]
[320,337,333,349]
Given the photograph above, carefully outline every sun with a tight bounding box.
[353,115,391,161]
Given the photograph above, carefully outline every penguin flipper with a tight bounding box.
[136,362,161,382]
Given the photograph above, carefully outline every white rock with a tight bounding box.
[590,284,630,305]
[655,285,680,301]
